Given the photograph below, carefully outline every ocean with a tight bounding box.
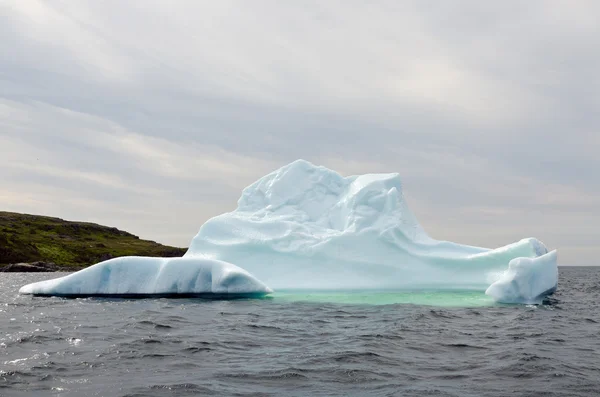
[1,267,599,396]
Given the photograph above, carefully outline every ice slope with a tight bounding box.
[19,257,273,297]
[185,159,558,303]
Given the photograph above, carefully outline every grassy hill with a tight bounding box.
[0,211,187,270]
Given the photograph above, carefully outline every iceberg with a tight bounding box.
[185,160,558,303]
[485,250,558,304]
[19,257,273,298]
[20,159,558,304]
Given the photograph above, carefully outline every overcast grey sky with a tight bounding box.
[1,1,598,264]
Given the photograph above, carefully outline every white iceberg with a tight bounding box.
[20,159,558,304]
[185,159,558,303]
[485,250,558,304]
[19,257,273,297]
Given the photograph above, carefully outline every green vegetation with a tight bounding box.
[0,211,187,270]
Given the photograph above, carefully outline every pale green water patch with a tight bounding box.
[271,289,496,307]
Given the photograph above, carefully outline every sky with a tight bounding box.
[1,1,598,265]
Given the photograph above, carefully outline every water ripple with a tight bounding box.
[1,268,599,396]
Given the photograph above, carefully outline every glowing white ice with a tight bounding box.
[19,257,273,296]
[20,159,558,304]
[185,160,558,303]
[485,251,558,304]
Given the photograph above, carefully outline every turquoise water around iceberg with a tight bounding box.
[271,289,497,307]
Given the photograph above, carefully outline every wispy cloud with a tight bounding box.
[1,1,598,263]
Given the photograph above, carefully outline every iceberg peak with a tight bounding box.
[232,158,420,237]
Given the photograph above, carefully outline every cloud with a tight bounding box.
[0,1,598,264]
[0,99,278,245]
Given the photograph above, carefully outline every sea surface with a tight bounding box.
[1,267,599,397]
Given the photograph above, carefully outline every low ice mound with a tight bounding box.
[185,159,558,304]
[19,257,273,297]
[485,250,558,304]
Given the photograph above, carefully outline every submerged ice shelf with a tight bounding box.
[21,160,558,304]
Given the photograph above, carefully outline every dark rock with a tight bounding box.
[1,261,60,272]
[98,253,113,262]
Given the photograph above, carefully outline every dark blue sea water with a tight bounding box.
[1,267,599,396]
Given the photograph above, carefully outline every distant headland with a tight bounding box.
[0,211,186,272]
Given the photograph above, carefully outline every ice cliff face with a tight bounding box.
[185,160,558,303]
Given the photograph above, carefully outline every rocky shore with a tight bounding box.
[0,262,74,272]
